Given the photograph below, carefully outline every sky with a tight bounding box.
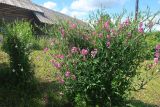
[32,0,160,30]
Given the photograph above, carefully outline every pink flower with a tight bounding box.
[156,44,160,50]
[71,47,78,53]
[91,49,98,58]
[60,28,65,38]
[98,33,103,38]
[55,54,64,59]
[125,18,130,26]
[92,31,97,35]
[70,23,77,29]
[138,27,144,33]
[81,49,88,56]
[139,22,143,28]
[119,23,123,29]
[106,41,110,48]
[59,79,65,84]
[138,22,144,33]
[155,52,159,58]
[107,35,111,40]
[65,71,71,78]
[104,21,110,29]
[44,47,49,53]
[154,58,158,64]
[51,60,61,69]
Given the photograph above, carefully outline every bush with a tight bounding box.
[40,10,160,106]
[47,14,154,106]
[2,21,34,85]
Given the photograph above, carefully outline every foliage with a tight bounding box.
[0,50,73,107]
[145,32,160,59]
[31,37,51,50]
[0,10,159,107]
[2,21,34,85]
[44,12,160,106]
[45,21,92,54]
[74,94,87,107]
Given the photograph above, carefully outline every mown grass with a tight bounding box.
[131,76,160,107]
[0,49,160,107]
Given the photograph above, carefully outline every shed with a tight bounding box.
[0,0,85,25]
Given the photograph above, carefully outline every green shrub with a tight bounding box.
[48,14,154,106]
[41,10,160,106]
[2,21,34,85]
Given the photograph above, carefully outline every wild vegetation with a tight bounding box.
[0,10,160,107]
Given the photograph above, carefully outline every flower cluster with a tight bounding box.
[104,21,110,30]
[106,35,111,48]
[138,22,144,33]
[81,49,88,56]
[154,44,160,64]
[71,47,79,53]
[51,60,62,69]
[70,23,77,29]
[91,49,98,58]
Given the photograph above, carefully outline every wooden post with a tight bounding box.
[135,0,139,20]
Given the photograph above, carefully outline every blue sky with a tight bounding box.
[32,0,160,21]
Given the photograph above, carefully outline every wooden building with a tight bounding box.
[0,0,84,25]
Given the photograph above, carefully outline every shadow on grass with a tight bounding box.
[0,63,70,107]
[128,100,159,107]
[1,62,158,107]
[40,82,72,107]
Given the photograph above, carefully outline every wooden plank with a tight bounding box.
[0,11,30,18]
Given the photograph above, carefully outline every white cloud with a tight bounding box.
[43,1,57,9]
[155,25,160,31]
[60,7,87,19]
[71,11,87,18]
[60,0,128,20]
[71,0,127,12]
[60,7,70,14]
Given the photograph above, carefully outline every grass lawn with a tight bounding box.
[131,75,160,107]
[0,49,160,107]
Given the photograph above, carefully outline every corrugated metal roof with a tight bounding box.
[0,0,43,12]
